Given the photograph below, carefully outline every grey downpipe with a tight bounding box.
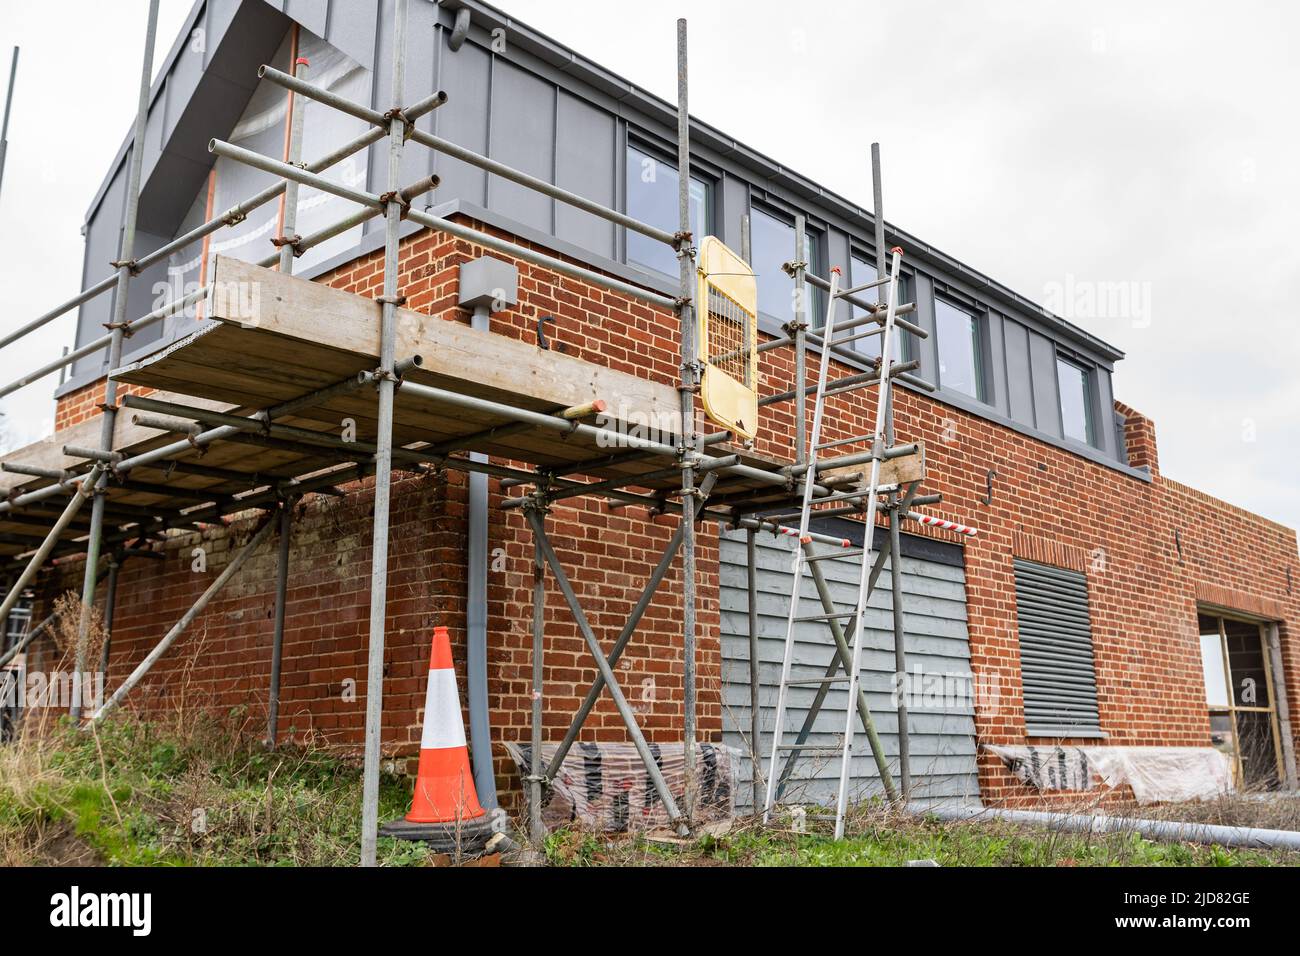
[466,303,498,809]
[922,802,1300,851]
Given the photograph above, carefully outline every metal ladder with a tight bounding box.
[762,247,907,839]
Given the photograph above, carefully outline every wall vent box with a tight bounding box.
[459,256,519,310]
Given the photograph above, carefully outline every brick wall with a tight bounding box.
[54,380,156,432]
[43,218,1298,811]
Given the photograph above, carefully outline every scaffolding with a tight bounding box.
[0,0,979,863]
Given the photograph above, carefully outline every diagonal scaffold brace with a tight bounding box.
[522,501,693,838]
[90,513,279,721]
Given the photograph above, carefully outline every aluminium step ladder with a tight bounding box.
[761,247,910,839]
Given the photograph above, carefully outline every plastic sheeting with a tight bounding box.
[986,743,1096,793]
[505,741,742,832]
[986,744,1235,804]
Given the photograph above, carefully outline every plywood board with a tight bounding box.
[113,256,793,492]
[0,393,235,497]
[820,441,926,488]
[0,252,823,564]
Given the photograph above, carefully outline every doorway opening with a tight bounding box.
[1198,612,1284,791]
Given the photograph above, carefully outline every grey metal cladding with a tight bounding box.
[555,91,616,258]
[986,311,1009,417]
[719,177,748,254]
[824,229,853,331]
[486,59,555,233]
[1028,330,1063,439]
[120,231,173,354]
[73,169,128,378]
[720,526,979,809]
[260,0,379,69]
[319,0,379,69]
[284,0,329,39]
[84,0,285,229]
[66,0,1142,479]
[431,31,491,205]
[1013,559,1103,737]
[160,13,206,151]
[73,0,290,378]
[1095,368,1118,459]
[1003,319,1036,428]
[364,0,430,209]
[909,273,939,385]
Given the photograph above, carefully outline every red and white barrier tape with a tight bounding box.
[904,511,978,536]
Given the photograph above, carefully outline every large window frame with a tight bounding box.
[623,139,713,278]
[933,293,988,403]
[849,249,911,363]
[1056,354,1095,447]
[749,202,821,328]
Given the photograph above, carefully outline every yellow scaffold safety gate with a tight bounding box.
[696,236,759,440]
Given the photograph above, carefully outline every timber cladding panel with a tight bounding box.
[719,522,979,809]
[40,214,1299,810]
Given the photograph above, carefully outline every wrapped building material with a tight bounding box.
[1088,747,1234,804]
[986,743,1096,793]
[506,741,742,832]
[986,744,1234,804]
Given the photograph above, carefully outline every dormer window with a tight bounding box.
[1057,356,1094,445]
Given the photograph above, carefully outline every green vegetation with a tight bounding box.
[0,710,430,866]
[543,808,1299,868]
[3,709,1296,867]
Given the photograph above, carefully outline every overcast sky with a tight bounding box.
[1,0,1296,531]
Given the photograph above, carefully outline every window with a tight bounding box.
[625,144,710,277]
[1057,357,1094,445]
[750,206,818,325]
[934,297,985,400]
[849,252,908,362]
[1199,614,1283,790]
[1014,560,1102,737]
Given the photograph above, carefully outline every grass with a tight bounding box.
[0,710,434,867]
[4,714,1299,867]
[542,803,1300,868]
[0,592,440,867]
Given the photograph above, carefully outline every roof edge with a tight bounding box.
[439,0,1124,363]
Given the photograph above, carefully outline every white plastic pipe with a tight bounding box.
[922,802,1300,851]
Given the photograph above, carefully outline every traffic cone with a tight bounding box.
[405,625,485,824]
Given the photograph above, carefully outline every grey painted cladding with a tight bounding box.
[73,0,294,377]
[719,524,980,809]
[69,0,1141,477]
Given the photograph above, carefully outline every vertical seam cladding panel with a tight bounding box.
[720,522,980,809]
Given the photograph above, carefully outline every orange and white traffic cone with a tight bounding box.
[405,625,485,824]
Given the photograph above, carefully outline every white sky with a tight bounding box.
[1,0,1297,534]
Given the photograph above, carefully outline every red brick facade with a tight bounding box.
[39,218,1298,810]
[54,379,155,432]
